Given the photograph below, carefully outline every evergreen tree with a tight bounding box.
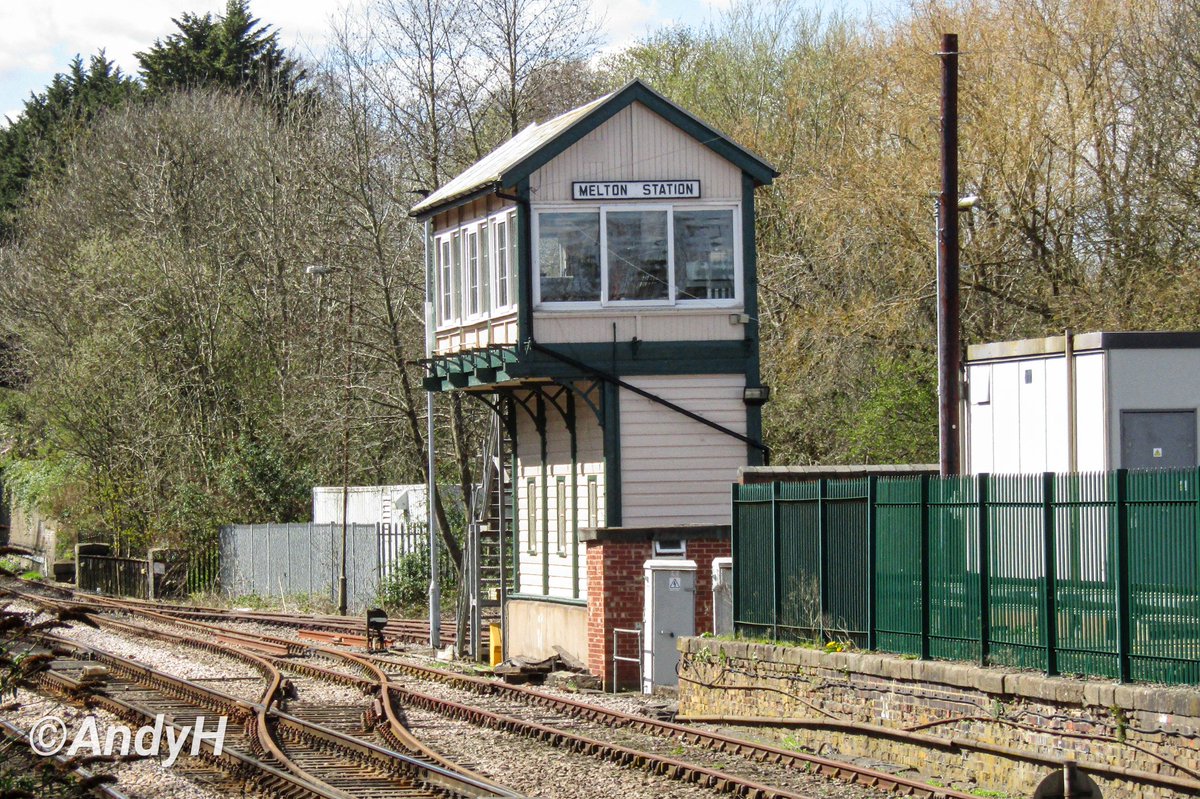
[136,0,308,104]
[0,53,139,238]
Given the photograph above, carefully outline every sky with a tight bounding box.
[0,0,894,124]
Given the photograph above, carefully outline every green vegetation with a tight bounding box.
[136,0,307,103]
[3,0,1198,590]
[377,548,460,616]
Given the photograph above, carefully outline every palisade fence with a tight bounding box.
[732,469,1200,685]
[77,544,199,600]
[219,521,443,611]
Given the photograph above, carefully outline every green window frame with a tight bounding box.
[587,476,598,529]
[526,478,537,555]
[556,477,568,557]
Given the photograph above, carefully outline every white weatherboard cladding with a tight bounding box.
[966,352,1107,474]
[619,374,747,526]
[529,103,742,203]
[533,310,743,344]
[513,390,603,600]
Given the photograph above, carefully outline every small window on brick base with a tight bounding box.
[653,539,685,558]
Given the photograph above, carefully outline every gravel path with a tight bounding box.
[401,701,722,799]
[58,625,268,703]
[388,671,892,799]
[4,597,270,704]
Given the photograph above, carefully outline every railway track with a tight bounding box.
[7,583,981,799]
[69,591,463,647]
[27,631,519,799]
[0,715,133,799]
[13,578,1199,798]
[5,587,520,799]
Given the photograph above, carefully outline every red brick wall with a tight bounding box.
[585,537,730,689]
[688,538,729,635]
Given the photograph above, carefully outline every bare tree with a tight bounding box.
[469,0,603,137]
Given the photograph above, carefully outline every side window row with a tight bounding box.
[436,209,517,327]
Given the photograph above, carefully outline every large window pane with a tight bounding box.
[439,239,452,322]
[539,212,600,302]
[674,209,735,300]
[607,210,668,301]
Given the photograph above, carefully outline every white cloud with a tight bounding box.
[591,0,661,52]
[0,0,340,118]
[0,0,353,128]
[0,0,743,125]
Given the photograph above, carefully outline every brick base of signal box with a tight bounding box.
[582,525,730,690]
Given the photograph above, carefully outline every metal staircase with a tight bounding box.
[465,413,515,659]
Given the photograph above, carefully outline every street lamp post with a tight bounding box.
[423,220,441,649]
[307,263,353,616]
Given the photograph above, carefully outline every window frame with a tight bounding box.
[556,477,568,557]
[465,225,481,320]
[531,208,602,309]
[433,207,518,331]
[526,477,538,555]
[532,201,741,310]
[438,238,453,325]
[603,204,673,306]
[586,476,598,529]
[450,230,462,321]
[491,210,517,313]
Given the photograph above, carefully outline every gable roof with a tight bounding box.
[410,79,778,219]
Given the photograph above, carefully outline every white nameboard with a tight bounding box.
[572,180,701,201]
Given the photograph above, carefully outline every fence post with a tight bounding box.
[731,483,740,635]
[818,478,829,642]
[920,475,931,661]
[771,481,782,640]
[1042,472,1059,677]
[977,473,990,667]
[867,475,878,652]
[1114,469,1132,683]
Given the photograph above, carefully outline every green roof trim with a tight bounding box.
[410,79,777,219]
[500,80,778,189]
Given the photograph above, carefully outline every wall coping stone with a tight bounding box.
[682,636,1200,717]
[738,464,939,484]
[580,524,730,543]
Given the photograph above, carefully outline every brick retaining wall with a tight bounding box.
[677,637,1200,798]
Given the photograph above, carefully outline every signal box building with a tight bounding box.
[412,80,776,686]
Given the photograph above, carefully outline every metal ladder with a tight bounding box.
[466,414,514,659]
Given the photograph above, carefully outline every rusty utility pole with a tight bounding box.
[937,33,961,476]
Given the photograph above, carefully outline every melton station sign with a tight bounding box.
[571,180,701,200]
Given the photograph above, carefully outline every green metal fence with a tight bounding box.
[732,468,1200,685]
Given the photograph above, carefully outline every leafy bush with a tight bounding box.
[374,544,458,611]
[377,547,432,614]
